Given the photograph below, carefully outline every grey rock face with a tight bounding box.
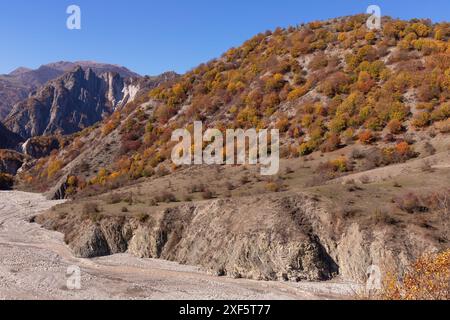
[0,122,23,150]
[0,61,141,120]
[21,136,61,159]
[70,223,111,258]
[39,196,341,282]
[38,192,442,283]
[4,67,135,139]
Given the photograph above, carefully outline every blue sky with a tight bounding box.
[0,0,448,76]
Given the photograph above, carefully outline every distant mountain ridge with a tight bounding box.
[4,67,178,140]
[8,67,32,76]
[41,61,141,78]
[4,67,135,139]
[0,61,141,120]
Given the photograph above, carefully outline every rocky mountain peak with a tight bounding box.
[3,66,177,140]
[8,67,32,76]
[0,61,141,121]
[4,67,131,139]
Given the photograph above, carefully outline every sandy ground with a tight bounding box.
[0,191,356,300]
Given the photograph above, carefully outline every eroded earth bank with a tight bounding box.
[0,191,355,300]
[37,191,444,285]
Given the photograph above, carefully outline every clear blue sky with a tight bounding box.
[0,0,448,76]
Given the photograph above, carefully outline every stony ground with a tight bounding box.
[0,191,355,300]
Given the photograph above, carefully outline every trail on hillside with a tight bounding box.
[0,191,353,300]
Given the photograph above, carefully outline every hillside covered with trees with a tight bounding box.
[17,14,450,196]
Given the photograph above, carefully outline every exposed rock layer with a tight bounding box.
[0,122,23,150]
[37,193,441,282]
[0,61,140,120]
[5,68,179,140]
[0,150,28,175]
[5,68,132,139]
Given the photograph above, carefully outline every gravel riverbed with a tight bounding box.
[0,191,355,300]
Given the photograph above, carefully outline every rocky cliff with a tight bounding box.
[37,193,442,282]
[20,136,66,159]
[0,150,28,175]
[0,121,23,150]
[0,61,141,120]
[4,67,139,139]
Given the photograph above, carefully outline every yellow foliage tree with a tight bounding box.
[380,249,450,300]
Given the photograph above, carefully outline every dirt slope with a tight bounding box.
[37,187,447,284]
[0,191,353,299]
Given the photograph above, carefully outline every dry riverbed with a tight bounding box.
[0,191,355,300]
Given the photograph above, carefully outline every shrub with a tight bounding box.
[320,134,341,152]
[46,159,63,179]
[264,73,286,92]
[412,112,431,128]
[189,183,206,193]
[240,174,251,185]
[155,166,170,177]
[120,139,142,155]
[107,193,124,204]
[423,189,450,216]
[356,71,375,93]
[299,141,317,156]
[395,192,428,213]
[350,148,366,160]
[315,157,352,181]
[82,202,100,215]
[155,191,177,203]
[275,116,290,133]
[201,189,215,200]
[287,85,309,101]
[359,175,370,184]
[329,157,351,172]
[423,142,436,156]
[308,53,328,71]
[395,142,412,157]
[370,208,399,225]
[381,143,417,164]
[225,181,235,191]
[329,115,347,133]
[137,213,150,223]
[285,166,294,174]
[82,202,102,222]
[435,119,450,133]
[387,119,403,134]
[319,72,350,97]
[358,130,375,144]
[431,103,450,122]
[265,180,284,192]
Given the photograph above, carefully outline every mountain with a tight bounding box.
[43,61,140,78]
[8,67,32,76]
[15,15,450,287]
[4,68,179,140]
[0,78,32,120]
[0,61,141,120]
[0,121,23,149]
[4,67,136,139]
[22,15,449,196]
